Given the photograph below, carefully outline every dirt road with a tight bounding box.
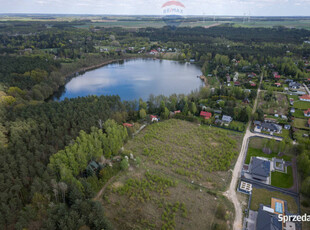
[223,74,284,229]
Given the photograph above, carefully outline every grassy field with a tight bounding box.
[233,19,310,30]
[250,188,298,213]
[100,119,243,229]
[271,166,293,188]
[292,109,307,118]
[293,101,310,110]
[245,147,291,164]
[293,118,310,130]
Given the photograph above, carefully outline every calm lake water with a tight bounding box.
[52,59,203,101]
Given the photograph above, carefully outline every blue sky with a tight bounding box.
[1,0,310,16]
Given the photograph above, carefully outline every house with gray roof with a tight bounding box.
[250,157,271,181]
[261,122,282,134]
[222,115,233,124]
[256,204,282,230]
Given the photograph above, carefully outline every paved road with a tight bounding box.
[224,74,283,230]
[303,83,310,95]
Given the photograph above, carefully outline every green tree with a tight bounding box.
[139,109,147,119]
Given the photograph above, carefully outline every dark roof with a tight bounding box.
[256,205,282,230]
[254,121,262,126]
[250,157,270,179]
[261,123,282,132]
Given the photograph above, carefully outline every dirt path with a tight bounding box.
[93,176,116,201]
[224,74,263,230]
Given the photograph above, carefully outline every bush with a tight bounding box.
[120,159,129,171]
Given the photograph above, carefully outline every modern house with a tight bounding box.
[261,122,282,134]
[174,110,181,114]
[256,204,282,230]
[304,108,310,117]
[222,115,233,124]
[249,157,271,182]
[200,111,212,120]
[300,95,310,102]
[289,82,301,89]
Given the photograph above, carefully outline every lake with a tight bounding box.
[52,58,203,101]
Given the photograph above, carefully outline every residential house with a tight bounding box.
[300,95,310,102]
[234,81,241,86]
[150,115,158,122]
[304,108,310,117]
[256,204,282,230]
[123,123,133,128]
[261,122,282,134]
[289,82,301,89]
[254,120,262,126]
[150,49,158,55]
[274,74,281,80]
[289,98,294,105]
[290,108,295,113]
[243,98,250,104]
[284,125,291,130]
[250,157,271,181]
[222,115,233,124]
[275,83,281,87]
[281,115,287,120]
[251,83,257,87]
[174,110,181,114]
[200,111,212,120]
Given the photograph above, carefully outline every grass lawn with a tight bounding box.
[276,129,291,139]
[250,188,298,213]
[271,166,293,188]
[293,118,310,130]
[292,109,307,118]
[245,147,292,164]
[294,101,310,110]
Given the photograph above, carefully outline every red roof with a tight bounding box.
[174,110,181,114]
[200,111,212,119]
[251,83,256,87]
[304,109,310,116]
[150,115,157,119]
[275,83,281,86]
[234,81,240,86]
[150,49,158,53]
[300,95,310,100]
[274,75,281,79]
[308,118,310,125]
[123,123,133,127]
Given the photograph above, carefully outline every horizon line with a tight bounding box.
[1,13,310,17]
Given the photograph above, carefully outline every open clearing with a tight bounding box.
[258,92,288,115]
[100,119,243,229]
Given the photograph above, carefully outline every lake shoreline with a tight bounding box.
[50,57,203,101]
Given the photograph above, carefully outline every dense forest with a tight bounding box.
[1,20,310,229]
